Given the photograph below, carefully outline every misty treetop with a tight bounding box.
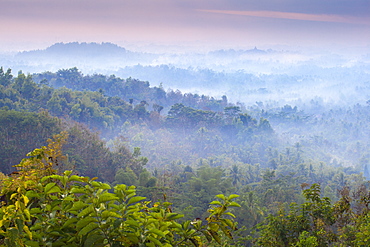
[33,67,232,112]
[3,65,370,245]
[1,67,273,137]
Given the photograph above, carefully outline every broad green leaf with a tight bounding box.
[91,181,101,188]
[53,240,74,247]
[147,236,163,246]
[40,175,51,183]
[67,236,77,243]
[62,218,78,229]
[64,170,73,176]
[62,195,75,202]
[124,233,139,244]
[221,218,234,228]
[68,201,88,212]
[25,190,40,198]
[98,193,119,203]
[70,187,88,194]
[77,205,94,218]
[48,175,63,181]
[99,183,111,190]
[78,222,99,236]
[83,232,105,247]
[44,182,61,194]
[113,219,122,228]
[228,194,240,200]
[101,210,121,219]
[166,213,184,220]
[183,221,190,230]
[29,208,42,214]
[148,228,166,238]
[114,184,127,191]
[49,231,62,237]
[146,242,155,247]
[69,175,84,182]
[91,181,111,189]
[125,220,139,227]
[224,212,236,218]
[127,196,146,205]
[208,223,219,232]
[215,194,226,200]
[24,240,40,247]
[147,218,158,225]
[229,202,241,207]
[170,221,182,230]
[30,224,42,231]
[210,201,223,206]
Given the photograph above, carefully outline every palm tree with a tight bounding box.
[229,164,241,187]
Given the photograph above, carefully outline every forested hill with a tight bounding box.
[2,66,370,245]
[14,42,157,69]
[0,66,275,171]
[32,67,231,112]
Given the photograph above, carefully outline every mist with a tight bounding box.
[2,42,369,108]
[2,0,370,243]
[2,42,369,172]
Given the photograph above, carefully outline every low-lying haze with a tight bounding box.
[0,0,369,108]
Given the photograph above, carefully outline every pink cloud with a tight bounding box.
[197,9,370,25]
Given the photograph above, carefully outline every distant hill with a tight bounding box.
[13,42,158,71]
[21,42,129,57]
[207,47,268,57]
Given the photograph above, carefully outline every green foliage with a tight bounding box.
[0,136,240,246]
[3,66,370,246]
[0,67,13,87]
[256,183,370,246]
[0,110,62,173]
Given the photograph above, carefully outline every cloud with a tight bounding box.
[0,0,368,50]
[197,9,370,25]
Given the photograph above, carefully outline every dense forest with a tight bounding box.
[1,66,370,246]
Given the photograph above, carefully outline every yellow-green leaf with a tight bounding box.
[147,236,162,246]
[215,194,226,200]
[210,201,223,206]
[77,205,94,218]
[44,183,61,194]
[127,196,146,205]
[68,201,88,212]
[23,225,32,240]
[101,210,121,219]
[22,195,29,206]
[228,194,240,200]
[148,228,166,238]
[98,193,119,203]
[229,202,241,207]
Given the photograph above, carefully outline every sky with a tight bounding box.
[0,0,369,52]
